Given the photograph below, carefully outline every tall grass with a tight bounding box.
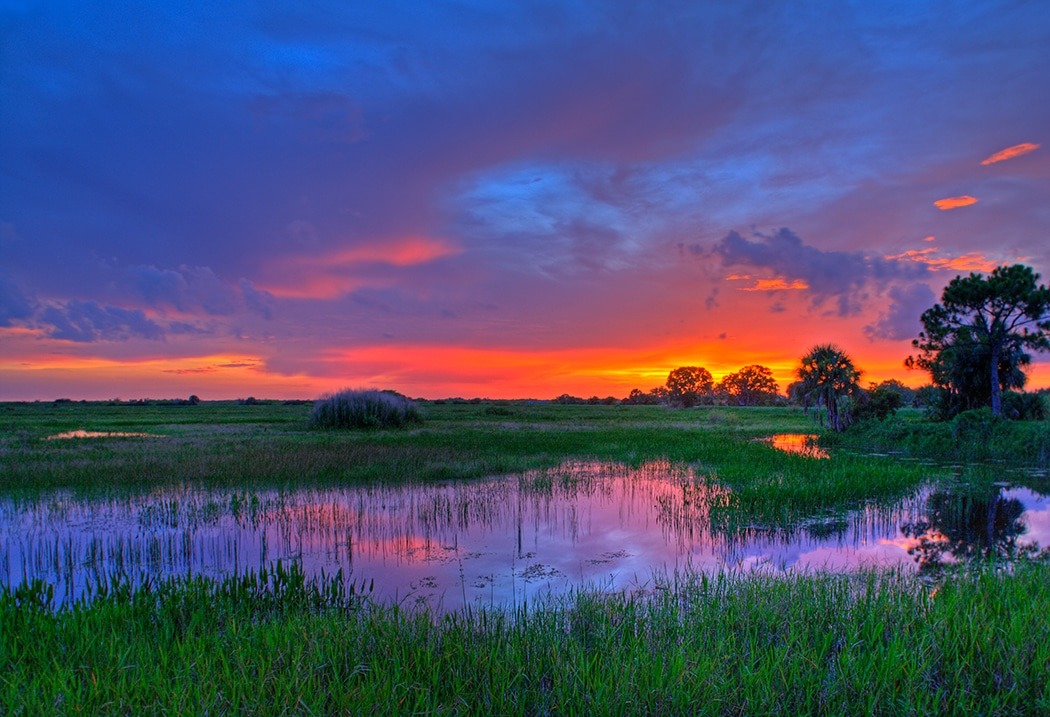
[3,563,1048,714]
[308,389,423,430]
[0,403,944,527]
[827,408,1050,465]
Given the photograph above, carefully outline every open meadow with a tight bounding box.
[2,400,1048,714]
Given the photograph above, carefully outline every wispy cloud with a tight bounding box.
[734,278,810,291]
[260,236,461,300]
[883,249,1000,273]
[980,142,1040,165]
[162,359,260,375]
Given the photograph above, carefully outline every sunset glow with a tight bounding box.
[737,278,810,292]
[1,3,1047,400]
[884,249,1002,273]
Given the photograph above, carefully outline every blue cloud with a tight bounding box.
[712,228,930,316]
[864,283,937,342]
[39,300,164,342]
[0,274,36,326]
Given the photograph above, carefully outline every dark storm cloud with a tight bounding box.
[864,283,937,342]
[38,300,165,342]
[712,228,930,316]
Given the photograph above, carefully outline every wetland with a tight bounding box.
[2,400,1048,714]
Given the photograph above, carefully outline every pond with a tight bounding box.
[1,460,1047,612]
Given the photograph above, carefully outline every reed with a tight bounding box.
[1,403,936,524]
[2,563,1047,715]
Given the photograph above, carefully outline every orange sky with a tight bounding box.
[4,306,1047,401]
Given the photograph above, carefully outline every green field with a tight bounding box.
[0,401,945,520]
[2,401,1048,714]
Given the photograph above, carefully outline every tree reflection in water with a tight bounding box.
[901,485,1042,573]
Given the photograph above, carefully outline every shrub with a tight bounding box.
[852,382,906,423]
[1001,391,1048,421]
[308,389,422,430]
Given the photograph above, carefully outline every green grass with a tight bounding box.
[2,563,1048,715]
[825,408,1050,466]
[1,402,939,527]
[2,401,1049,714]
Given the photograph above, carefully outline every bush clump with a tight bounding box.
[308,389,422,430]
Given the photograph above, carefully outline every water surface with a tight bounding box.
[2,460,1046,611]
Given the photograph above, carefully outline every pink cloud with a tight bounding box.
[258,236,461,300]
[934,196,978,210]
[980,142,1040,165]
[884,248,1000,273]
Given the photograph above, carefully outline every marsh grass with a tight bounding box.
[826,409,1050,465]
[3,402,1049,714]
[2,563,1047,715]
[1,403,942,528]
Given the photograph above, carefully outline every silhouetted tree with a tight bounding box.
[796,345,862,432]
[665,366,713,408]
[854,380,910,421]
[908,264,1050,417]
[717,365,780,406]
[623,388,663,405]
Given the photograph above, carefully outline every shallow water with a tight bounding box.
[45,430,162,440]
[1,460,1046,611]
[760,433,829,459]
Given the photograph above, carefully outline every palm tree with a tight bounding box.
[796,345,862,432]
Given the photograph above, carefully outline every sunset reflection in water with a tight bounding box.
[2,460,1046,612]
[762,434,830,459]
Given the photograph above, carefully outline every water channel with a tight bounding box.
[2,456,1047,612]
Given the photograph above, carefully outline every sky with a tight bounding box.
[2,0,1049,401]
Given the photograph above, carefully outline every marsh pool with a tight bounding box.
[2,459,1047,611]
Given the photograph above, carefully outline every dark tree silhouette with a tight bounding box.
[665,366,713,408]
[901,485,1034,574]
[718,364,780,406]
[796,345,862,432]
[908,264,1050,417]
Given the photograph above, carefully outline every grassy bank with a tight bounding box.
[3,564,1048,715]
[0,402,940,527]
[824,408,1050,468]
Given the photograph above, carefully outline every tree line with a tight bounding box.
[558,264,1050,429]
